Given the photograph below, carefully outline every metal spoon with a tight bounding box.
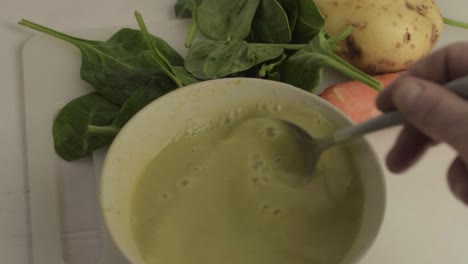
[283,76,468,174]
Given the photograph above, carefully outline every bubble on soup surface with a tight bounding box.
[271,154,282,165]
[224,116,233,125]
[191,147,200,153]
[261,204,270,211]
[160,192,170,199]
[251,153,261,160]
[250,154,271,173]
[251,160,264,171]
[178,178,192,188]
[260,176,270,184]
[264,126,279,139]
[273,209,281,215]
[194,166,207,173]
[273,104,282,112]
[185,121,208,137]
[224,111,238,125]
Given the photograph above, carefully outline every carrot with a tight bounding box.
[320,72,401,123]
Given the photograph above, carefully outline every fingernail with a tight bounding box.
[394,83,423,112]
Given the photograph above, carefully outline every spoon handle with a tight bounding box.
[331,76,468,144]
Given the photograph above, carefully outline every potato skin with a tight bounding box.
[315,0,444,74]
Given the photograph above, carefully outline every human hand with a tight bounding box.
[376,43,468,205]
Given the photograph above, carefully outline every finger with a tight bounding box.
[376,73,410,112]
[386,125,433,173]
[377,42,468,111]
[388,76,468,160]
[447,156,468,205]
[409,42,468,83]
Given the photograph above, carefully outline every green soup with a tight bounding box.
[131,103,363,264]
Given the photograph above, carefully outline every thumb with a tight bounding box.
[391,76,468,160]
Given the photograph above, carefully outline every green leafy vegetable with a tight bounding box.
[88,84,171,138]
[174,0,203,47]
[185,40,284,79]
[53,93,120,161]
[197,0,260,41]
[19,20,183,105]
[259,53,287,81]
[292,0,325,43]
[174,0,202,18]
[136,11,200,85]
[57,77,174,161]
[112,86,168,128]
[115,75,175,127]
[250,0,291,44]
[134,11,184,88]
[277,0,298,32]
[173,66,200,85]
[281,30,383,94]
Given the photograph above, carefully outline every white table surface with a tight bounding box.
[2,0,468,263]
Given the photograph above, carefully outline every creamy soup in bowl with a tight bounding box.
[100,78,385,264]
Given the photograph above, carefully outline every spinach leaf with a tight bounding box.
[185,40,283,79]
[107,28,184,67]
[197,0,260,41]
[259,53,287,81]
[277,0,298,32]
[19,20,183,105]
[292,0,325,43]
[54,85,174,161]
[111,86,167,128]
[53,93,120,161]
[87,76,176,138]
[174,0,202,18]
[250,0,291,44]
[174,0,203,47]
[135,12,183,87]
[136,12,200,85]
[173,66,200,85]
[281,30,382,93]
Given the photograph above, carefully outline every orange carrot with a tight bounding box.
[320,72,401,123]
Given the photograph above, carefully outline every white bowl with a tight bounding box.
[100,78,386,264]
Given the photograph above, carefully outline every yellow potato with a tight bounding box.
[315,0,444,74]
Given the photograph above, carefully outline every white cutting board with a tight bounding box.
[22,8,468,264]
